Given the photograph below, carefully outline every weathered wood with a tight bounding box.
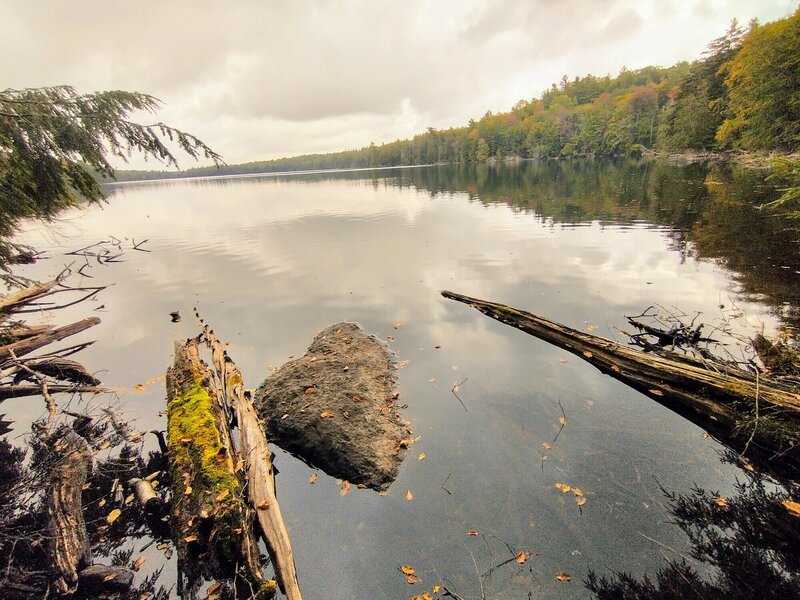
[442,290,800,469]
[0,317,100,363]
[23,357,101,385]
[0,279,59,315]
[45,430,92,596]
[203,326,302,600]
[0,384,105,402]
[166,339,275,599]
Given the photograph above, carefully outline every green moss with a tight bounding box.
[167,380,240,501]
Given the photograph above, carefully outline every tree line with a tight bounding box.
[116,10,799,182]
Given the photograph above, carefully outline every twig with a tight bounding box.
[451,377,468,412]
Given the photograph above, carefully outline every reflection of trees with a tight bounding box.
[586,455,800,599]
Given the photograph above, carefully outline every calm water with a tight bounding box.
[11,159,800,598]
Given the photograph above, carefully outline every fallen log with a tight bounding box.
[0,317,100,363]
[45,429,92,596]
[166,339,275,599]
[0,279,60,316]
[441,290,800,471]
[0,384,105,402]
[202,325,302,600]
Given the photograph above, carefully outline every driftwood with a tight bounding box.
[0,317,100,363]
[0,279,60,316]
[45,430,92,596]
[441,290,800,471]
[202,325,302,600]
[166,339,275,599]
[0,384,105,402]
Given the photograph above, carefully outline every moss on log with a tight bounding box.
[166,339,275,599]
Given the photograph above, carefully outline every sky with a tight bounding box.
[2,0,797,168]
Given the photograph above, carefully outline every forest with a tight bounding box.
[116,11,799,182]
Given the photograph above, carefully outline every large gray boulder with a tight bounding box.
[254,323,408,490]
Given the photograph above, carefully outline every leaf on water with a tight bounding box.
[406,574,420,585]
[649,389,664,396]
[106,508,121,524]
[573,488,584,497]
[340,481,351,496]
[467,530,479,536]
[428,378,436,382]
[702,432,710,439]
[782,499,800,516]
[555,483,564,490]
[392,322,402,329]
[556,571,571,582]
[576,497,587,507]
[559,417,567,426]
[207,582,222,597]
[134,384,145,391]
[257,501,270,510]
[451,365,459,371]
[418,452,426,460]
[586,325,597,332]
[99,498,106,507]
[561,485,572,494]
[309,473,317,484]
[401,565,416,575]
[406,490,413,502]
[132,556,146,571]
[320,411,335,418]
[559,358,568,363]
[583,351,593,358]
[515,551,528,564]
[434,345,441,349]
[714,497,728,507]
[184,535,198,543]
[99,440,111,450]
[542,442,551,449]
[305,387,317,395]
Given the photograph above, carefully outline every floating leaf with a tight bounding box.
[586,325,597,332]
[451,365,459,371]
[132,556,146,571]
[433,585,440,593]
[554,483,564,490]
[406,490,413,502]
[309,473,317,484]
[576,497,587,507]
[467,530,479,536]
[106,508,121,524]
[207,582,222,597]
[542,442,551,450]
[340,481,351,496]
[418,452,426,460]
[98,498,106,507]
[184,534,198,543]
[406,574,420,585]
[573,488,584,497]
[401,565,416,575]
[320,411,335,418]
[215,489,229,502]
[82,482,91,490]
[556,571,571,582]
[515,551,528,564]
[782,499,800,516]
[561,484,572,493]
[392,322,402,329]
[134,384,145,391]
[559,358,568,363]
[559,417,567,426]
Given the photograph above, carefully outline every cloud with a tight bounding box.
[1,0,795,165]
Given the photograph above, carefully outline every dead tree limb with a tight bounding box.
[0,317,100,363]
[441,290,800,472]
[202,325,302,600]
[0,279,60,315]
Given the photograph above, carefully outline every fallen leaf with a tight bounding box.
[180,436,192,443]
[467,530,479,536]
[573,488,584,497]
[184,535,198,543]
[234,458,245,472]
[433,585,440,593]
[215,489,229,502]
[611,364,620,372]
[561,484,572,493]
[309,473,317,484]
[99,440,111,450]
[98,498,106,507]
[392,322,402,329]
[555,483,564,490]
[207,582,222,597]
[103,573,117,582]
[418,452,426,460]
[583,351,593,358]
[304,387,317,395]
[576,497,587,507]
[428,378,436,382]
[556,571,571,582]
[342,410,350,419]
[184,486,192,496]
[586,325,597,332]
[406,490,413,502]
[132,556,146,571]
[125,494,134,504]
[515,551,528,564]
[82,482,91,490]
[134,384,145,391]
[649,389,664,396]
[702,432,710,439]
[782,499,800,516]
[106,509,121,524]
[320,411,335,418]
[401,565,416,575]
[257,501,270,510]
[340,481,351,496]
[357,483,367,489]
[542,442,551,449]
[406,574,420,585]
[559,417,567,426]
[559,358,568,363]
[352,395,362,402]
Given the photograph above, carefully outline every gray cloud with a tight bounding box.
[1,0,795,165]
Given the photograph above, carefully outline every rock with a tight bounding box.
[255,323,407,490]
[77,564,134,595]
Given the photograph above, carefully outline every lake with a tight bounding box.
[10,158,800,598]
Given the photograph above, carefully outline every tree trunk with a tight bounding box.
[442,290,800,473]
[166,339,275,599]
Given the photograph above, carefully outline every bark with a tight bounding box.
[45,430,92,596]
[0,317,100,362]
[203,325,302,600]
[166,339,274,599]
[442,290,800,472]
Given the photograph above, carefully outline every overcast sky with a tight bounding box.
[2,0,797,168]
